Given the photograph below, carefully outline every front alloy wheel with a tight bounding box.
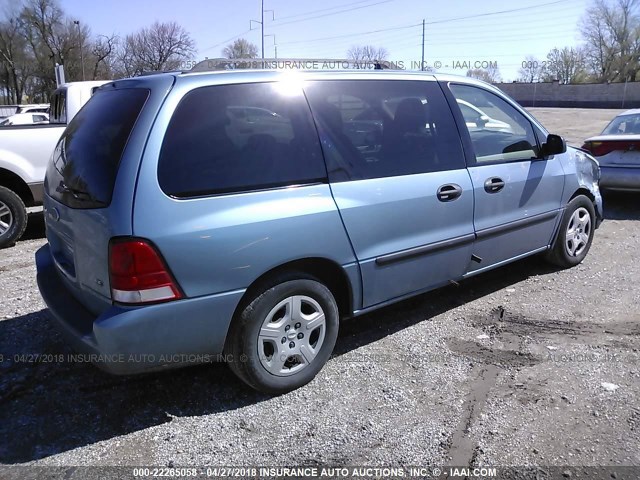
[564,207,592,258]
[545,195,596,268]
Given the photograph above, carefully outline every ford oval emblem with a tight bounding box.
[48,207,60,222]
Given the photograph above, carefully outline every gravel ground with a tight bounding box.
[0,109,639,475]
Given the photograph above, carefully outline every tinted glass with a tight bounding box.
[46,88,149,208]
[602,114,640,135]
[458,101,481,123]
[303,80,465,181]
[158,82,326,198]
[50,90,67,124]
[449,84,539,164]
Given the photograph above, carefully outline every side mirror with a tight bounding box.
[541,133,566,157]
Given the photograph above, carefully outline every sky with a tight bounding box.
[55,0,590,81]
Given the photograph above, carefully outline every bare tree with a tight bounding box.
[0,17,34,103]
[580,0,640,81]
[89,33,117,80]
[347,44,388,68]
[17,0,90,96]
[542,47,589,83]
[0,0,198,101]
[466,65,501,83]
[517,55,544,82]
[223,38,258,59]
[118,21,195,76]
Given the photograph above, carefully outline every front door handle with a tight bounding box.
[484,177,505,193]
[437,183,462,202]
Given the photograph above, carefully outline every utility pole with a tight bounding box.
[73,20,85,81]
[421,19,425,72]
[250,0,274,66]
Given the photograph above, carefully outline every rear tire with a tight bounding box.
[0,186,27,249]
[225,273,339,394]
[545,195,595,268]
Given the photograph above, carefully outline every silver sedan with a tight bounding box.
[582,109,640,191]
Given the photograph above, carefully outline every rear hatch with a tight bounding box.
[44,79,171,315]
[582,135,640,167]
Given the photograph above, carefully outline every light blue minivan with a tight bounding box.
[36,70,602,393]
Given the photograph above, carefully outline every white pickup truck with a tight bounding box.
[0,80,108,248]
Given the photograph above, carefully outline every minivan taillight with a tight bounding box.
[109,238,183,304]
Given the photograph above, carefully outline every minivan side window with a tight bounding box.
[158,83,326,198]
[449,84,539,164]
[303,80,466,182]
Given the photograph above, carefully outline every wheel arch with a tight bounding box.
[233,257,355,321]
[569,187,602,225]
[0,168,34,206]
[546,192,596,267]
[569,187,595,203]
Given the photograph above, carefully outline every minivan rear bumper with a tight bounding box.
[36,244,245,375]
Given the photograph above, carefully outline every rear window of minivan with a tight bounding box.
[46,88,149,209]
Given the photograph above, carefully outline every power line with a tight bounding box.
[424,11,584,31]
[268,0,393,29]
[200,0,581,57]
[299,23,578,55]
[287,30,421,51]
[277,1,581,47]
[273,0,383,21]
[424,0,575,25]
[296,26,574,57]
[296,19,576,52]
[278,22,421,46]
[201,29,253,53]
[201,0,396,53]
[425,31,571,45]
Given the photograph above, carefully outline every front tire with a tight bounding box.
[0,186,27,249]
[545,195,595,268]
[225,274,339,394]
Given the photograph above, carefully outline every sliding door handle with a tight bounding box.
[437,183,462,202]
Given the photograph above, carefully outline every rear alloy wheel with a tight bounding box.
[0,186,27,249]
[545,195,595,268]
[225,275,339,394]
[258,295,327,377]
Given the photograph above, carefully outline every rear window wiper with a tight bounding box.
[56,182,107,206]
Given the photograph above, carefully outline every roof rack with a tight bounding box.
[136,70,184,77]
[189,58,401,73]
